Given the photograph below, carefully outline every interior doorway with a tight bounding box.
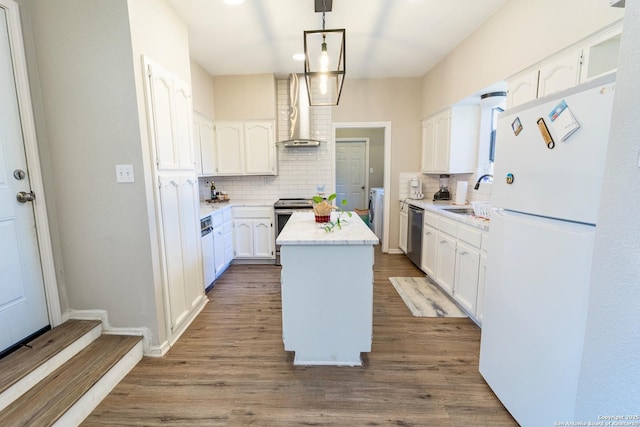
[335,139,368,211]
[332,122,391,253]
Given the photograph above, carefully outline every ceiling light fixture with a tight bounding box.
[303,0,345,106]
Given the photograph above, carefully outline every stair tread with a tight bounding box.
[0,319,102,395]
[0,334,141,426]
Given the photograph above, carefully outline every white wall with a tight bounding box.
[19,0,160,333]
[190,59,215,118]
[17,0,192,346]
[575,0,640,417]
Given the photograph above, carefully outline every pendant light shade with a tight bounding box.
[303,4,345,106]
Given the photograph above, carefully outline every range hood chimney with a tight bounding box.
[280,73,323,146]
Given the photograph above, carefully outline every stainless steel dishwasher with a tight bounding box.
[407,205,423,267]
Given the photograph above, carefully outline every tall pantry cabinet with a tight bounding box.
[144,57,204,340]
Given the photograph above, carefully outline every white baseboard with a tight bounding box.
[68,309,154,356]
[387,248,404,255]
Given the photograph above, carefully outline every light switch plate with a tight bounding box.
[115,164,135,183]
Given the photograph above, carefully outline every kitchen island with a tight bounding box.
[276,212,379,366]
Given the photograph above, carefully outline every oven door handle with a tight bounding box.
[276,209,297,215]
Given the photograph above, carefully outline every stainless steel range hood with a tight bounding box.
[280,73,323,147]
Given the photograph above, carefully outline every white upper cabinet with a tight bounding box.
[506,70,539,109]
[194,113,216,176]
[506,21,622,109]
[214,120,277,176]
[580,24,622,82]
[146,61,195,171]
[420,118,435,174]
[421,106,479,174]
[537,50,581,99]
[244,121,276,174]
[215,122,245,175]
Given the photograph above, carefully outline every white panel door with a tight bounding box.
[233,219,253,258]
[433,111,451,172]
[179,176,202,307]
[434,231,456,296]
[173,80,195,171]
[198,116,216,176]
[252,219,274,258]
[147,63,177,170]
[453,241,480,315]
[421,225,437,278]
[0,6,49,354]
[506,69,539,109]
[420,118,435,173]
[335,141,367,210]
[244,121,275,174]
[215,122,244,175]
[158,176,188,330]
[538,51,581,98]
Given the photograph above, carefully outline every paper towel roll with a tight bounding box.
[455,181,468,205]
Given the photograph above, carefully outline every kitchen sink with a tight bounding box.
[442,207,475,215]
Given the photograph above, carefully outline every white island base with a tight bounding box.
[277,212,378,366]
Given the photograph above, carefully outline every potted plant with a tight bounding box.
[312,193,352,232]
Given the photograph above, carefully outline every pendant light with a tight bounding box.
[304,0,345,106]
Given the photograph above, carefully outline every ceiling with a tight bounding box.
[166,0,507,79]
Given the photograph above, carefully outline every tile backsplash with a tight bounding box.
[397,172,493,205]
[198,79,334,202]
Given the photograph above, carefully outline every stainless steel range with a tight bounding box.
[274,198,314,265]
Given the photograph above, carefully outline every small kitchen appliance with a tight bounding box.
[408,178,423,200]
[433,175,451,201]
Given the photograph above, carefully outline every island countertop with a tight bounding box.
[276,212,379,246]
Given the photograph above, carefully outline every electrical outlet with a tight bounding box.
[115,164,135,183]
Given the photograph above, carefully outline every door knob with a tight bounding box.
[16,191,36,203]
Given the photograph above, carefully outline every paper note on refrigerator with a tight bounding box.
[548,100,580,142]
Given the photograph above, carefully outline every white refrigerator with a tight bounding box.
[479,74,616,427]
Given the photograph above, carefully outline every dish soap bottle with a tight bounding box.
[210,181,217,200]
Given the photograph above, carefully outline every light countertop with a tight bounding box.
[199,199,277,219]
[276,212,379,246]
[404,199,490,231]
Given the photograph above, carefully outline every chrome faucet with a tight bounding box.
[474,174,493,190]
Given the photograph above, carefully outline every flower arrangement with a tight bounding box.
[312,193,352,232]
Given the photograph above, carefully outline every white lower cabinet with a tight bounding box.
[418,208,488,325]
[223,209,234,265]
[454,224,483,316]
[202,207,233,290]
[421,212,438,278]
[399,203,408,253]
[434,230,457,296]
[476,232,489,325]
[158,175,203,331]
[233,207,275,259]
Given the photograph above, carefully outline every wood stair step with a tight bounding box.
[0,334,142,426]
[0,319,102,410]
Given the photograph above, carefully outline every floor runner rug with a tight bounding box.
[389,277,467,318]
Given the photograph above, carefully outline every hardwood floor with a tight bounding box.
[84,249,517,426]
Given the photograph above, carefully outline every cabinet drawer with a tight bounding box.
[233,206,273,218]
[424,212,438,228]
[210,211,223,227]
[457,224,482,248]
[437,216,458,237]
